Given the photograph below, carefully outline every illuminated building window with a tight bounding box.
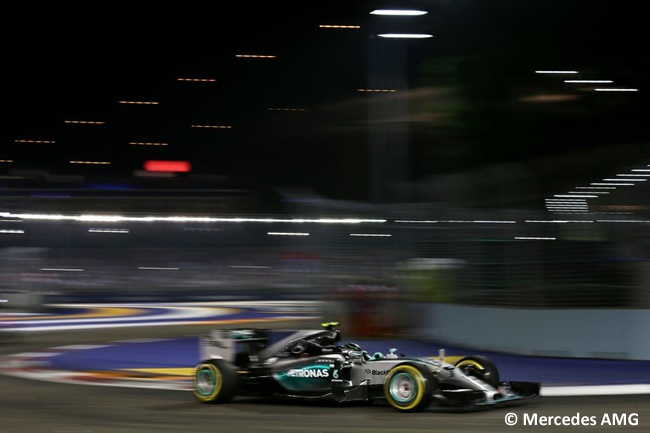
[319,25,360,29]
[69,160,110,165]
[118,101,159,105]
[177,78,217,82]
[129,142,169,146]
[191,124,232,129]
[357,88,397,93]
[235,54,276,58]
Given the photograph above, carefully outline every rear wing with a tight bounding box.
[199,329,269,363]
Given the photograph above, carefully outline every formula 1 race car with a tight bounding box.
[193,322,539,412]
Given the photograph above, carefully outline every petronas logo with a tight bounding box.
[287,368,330,378]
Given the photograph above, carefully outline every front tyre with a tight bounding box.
[193,359,238,403]
[455,356,500,388]
[384,363,434,412]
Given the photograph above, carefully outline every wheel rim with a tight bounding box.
[457,360,491,383]
[196,366,219,397]
[389,372,417,403]
[456,360,484,369]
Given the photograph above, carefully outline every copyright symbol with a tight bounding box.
[505,413,518,426]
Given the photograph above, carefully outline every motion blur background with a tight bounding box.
[1,1,649,359]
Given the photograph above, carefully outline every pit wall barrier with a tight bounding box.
[414,303,650,361]
[0,292,44,311]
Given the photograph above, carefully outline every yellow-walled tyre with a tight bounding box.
[455,356,500,388]
[384,363,434,412]
[193,359,238,403]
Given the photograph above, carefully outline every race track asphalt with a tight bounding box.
[2,367,649,433]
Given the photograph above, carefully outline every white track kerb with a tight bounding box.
[541,384,650,397]
[0,301,318,332]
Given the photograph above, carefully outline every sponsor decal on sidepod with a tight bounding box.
[287,368,330,378]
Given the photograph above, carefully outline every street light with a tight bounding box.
[370,10,427,16]
[378,34,433,39]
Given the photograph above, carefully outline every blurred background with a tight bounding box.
[1,0,649,360]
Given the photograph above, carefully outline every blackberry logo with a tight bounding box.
[365,369,390,375]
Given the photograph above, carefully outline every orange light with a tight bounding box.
[191,124,232,129]
[69,160,110,165]
[15,139,55,143]
[0,159,13,163]
[129,142,169,146]
[268,108,307,112]
[319,25,361,29]
[144,160,191,172]
[601,205,645,210]
[177,78,217,82]
[118,101,159,105]
[357,88,397,93]
[235,54,276,58]
[64,120,106,124]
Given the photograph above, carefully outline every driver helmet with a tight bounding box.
[345,342,362,351]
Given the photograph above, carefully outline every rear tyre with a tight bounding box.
[193,359,238,403]
[455,356,500,388]
[384,362,434,412]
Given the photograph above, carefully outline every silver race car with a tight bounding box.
[193,322,539,412]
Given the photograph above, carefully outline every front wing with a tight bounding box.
[438,381,540,407]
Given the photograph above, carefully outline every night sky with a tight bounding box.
[1,1,647,202]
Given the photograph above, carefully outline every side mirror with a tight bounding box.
[350,351,365,364]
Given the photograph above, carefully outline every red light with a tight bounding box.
[144,160,191,172]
